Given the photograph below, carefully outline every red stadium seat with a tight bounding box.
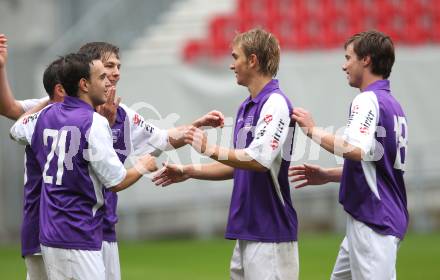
[209,15,239,57]
[182,0,440,62]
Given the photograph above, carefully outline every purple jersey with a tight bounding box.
[21,145,42,257]
[225,79,298,242]
[17,98,48,257]
[340,80,409,239]
[103,104,169,242]
[10,96,126,250]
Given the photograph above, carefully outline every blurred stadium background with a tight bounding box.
[0,0,439,278]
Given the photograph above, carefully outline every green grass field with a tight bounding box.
[0,232,438,279]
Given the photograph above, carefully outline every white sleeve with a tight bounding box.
[9,109,45,145]
[244,94,291,168]
[343,91,379,154]
[87,113,127,188]
[18,97,49,112]
[120,103,169,156]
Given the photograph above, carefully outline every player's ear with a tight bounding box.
[248,54,258,68]
[362,55,372,68]
[54,84,65,102]
[78,78,89,93]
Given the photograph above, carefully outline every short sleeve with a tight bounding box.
[18,97,49,113]
[87,113,127,188]
[343,91,379,154]
[119,103,169,156]
[10,106,49,145]
[244,94,291,168]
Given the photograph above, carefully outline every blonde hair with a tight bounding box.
[232,28,280,77]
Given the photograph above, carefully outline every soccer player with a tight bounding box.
[153,28,299,280]
[1,34,65,280]
[77,41,225,280]
[290,30,408,279]
[10,53,158,280]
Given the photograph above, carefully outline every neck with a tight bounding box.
[360,73,384,91]
[78,92,95,107]
[247,75,272,99]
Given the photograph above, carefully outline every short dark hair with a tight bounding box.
[43,58,63,99]
[78,42,120,62]
[344,30,395,79]
[58,53,93,97]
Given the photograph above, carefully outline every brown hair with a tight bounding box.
[78,42,120,62]
[344,30,395,79]
[232,28,280,77]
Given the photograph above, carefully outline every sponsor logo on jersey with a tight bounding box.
[112,129,121,143]
[264,114,273,124]
[133,114,155,134]
[22,112,39,124]
[269,118,285,150]
[244,116,254,128]
[359,110,375,135]
[270,139,279,150]
[347,105,360,127]
[133,114,141,125]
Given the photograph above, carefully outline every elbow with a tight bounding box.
[251,161,269,172]
[3,105,23,121]
[109,184,122,193]
[343,150,363,161]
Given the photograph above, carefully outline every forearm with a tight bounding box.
[309,127,363,161]
[167,126,188,149]
[110,168,142,192]
[185,162,234,180]
[21,99,49,117]
[207,145,267,172]
[324,167,343,182]
[0,68,23,120]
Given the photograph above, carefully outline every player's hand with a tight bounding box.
[0,34,8,68]
[97,86,120,127]
[192,110,225,128]
[152,162,190,187]
[289,163,329,189]
[292,108,315,137]
[134,154,158,174]
[184,126,212,154]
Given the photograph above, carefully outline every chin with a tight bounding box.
[348,79,360,89]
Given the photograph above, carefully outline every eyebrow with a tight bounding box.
[104,61,121,67]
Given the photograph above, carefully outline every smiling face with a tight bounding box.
[229,43,253,87]
[342,43,366,89]
[102,52,121,87]
[87,60,111,107]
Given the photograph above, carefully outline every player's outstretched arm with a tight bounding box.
[167,110,225,149]
[292,108,363,161]
[0,34,26,120]
[192,110,225,128]
[152,161,234,187]
[289,164,342,189]
[110,154,158,192]
[184,126,268,172]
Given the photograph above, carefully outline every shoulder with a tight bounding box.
[353,91,378,105]
[261,93,290,112]
[92,112,110,126]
